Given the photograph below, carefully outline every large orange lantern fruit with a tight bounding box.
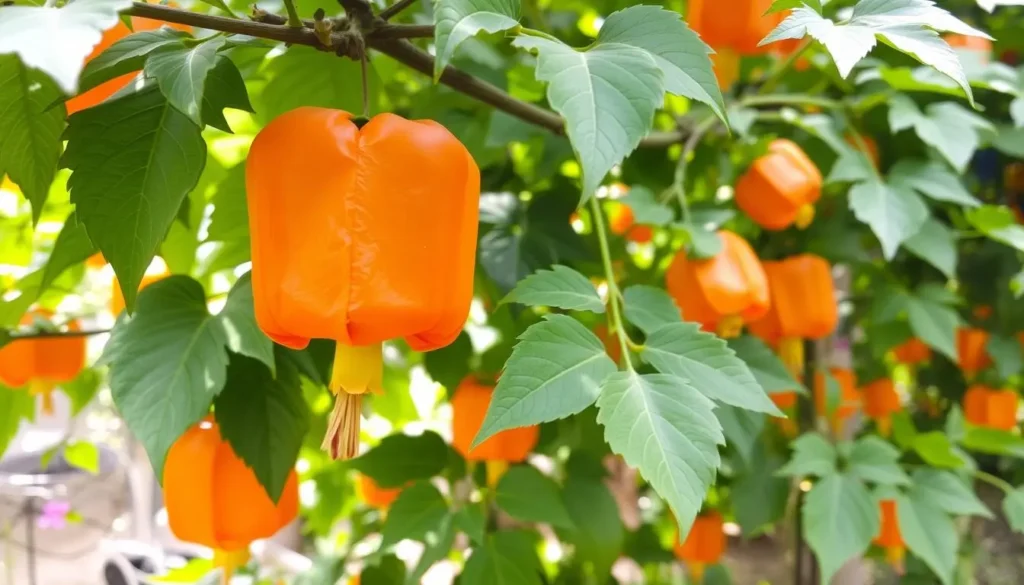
[165,417,298,581]
[874,500,904,571]
[748,255,837,376]
[66,15,192,114]
[665,230,769,338]
[891,337,931,366]
[0,311,86,415]
[814,368,860,435]
[674,511,726,583]
[247,108,479,460]
[111,268,171,316]
[687,0,783,55]
[964,385,1018,431]
[734,139,823,231]
[861,378,900,437]
[452,376,539,486]
[358,474,402,510]
[957,328,991,379]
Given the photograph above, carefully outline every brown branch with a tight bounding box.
[378,0,418,20]
[10,329,111,340]
[125,2,688,147]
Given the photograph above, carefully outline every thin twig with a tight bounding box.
[378,0,417,20]
[9,329,111,340]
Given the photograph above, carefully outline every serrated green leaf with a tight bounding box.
[217,272,275,375]
[778,433,837,477]
[896,495,957,585]
[596,371,724,534]
[511,35,662,200]
[62,87,206,314]
[0,0,133,94]
[104,276,229,475]
[716,404,766,465]
[802,473,878,583]
[380,481,449,549]
[909,468,991,517]
[887,96,992,171]
[622,285,681,335]
[144,36,225,125]
[348,432,449,488]
[558,475,624,577]
[826,147,875,185]
[64,440,99,474]
[462,531,542,585]
[1003,487,1024,534]
[201,56,252,133]
[907,296,959,359]
[848,179,929,260]
[966,205,1024,253]
[987,334,1022,381]
[474,314,617,446]
[727,335,803,393]
[846,436,910,485]
[619,186,674,226]
[887,158,980,207]
[39,212,97,295]
[903,218,957,278]
[433,0,520,80]
[502,265,604,312]
[733,443,790,535]
[643,322,780,415]
[495,464,574,528]
[77,29,190,95]
[0,55,64,222]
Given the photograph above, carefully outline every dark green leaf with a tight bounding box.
[405,516,455,585]
[255,46,380,123]
[62,369,100,416]
[0,387,34,459]
[379,481,449,549]
[77,29,190,94]
[462,530,542,585]
[423,331,473,392]
[733,444,790,535]
[362,554,407,585]
[558,475,625,578]
[502,265,604,313]
[348,431,450,488]
[887,96,992,170]
[495,464,574,528]
[454,503,486,544]
[620,186,674,226]
[716,404,766,465]
[987,334,1022,380]
[802,473,878,583]
[217,272,274,374]
[433,0,521,79]
[907,296,959,360]
[887,159,980,207]
[201,56,253,133]
[39,213,97,294]
[144,36,225,124]
[622,285,681,335]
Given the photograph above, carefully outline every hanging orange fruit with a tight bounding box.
[0,311,86,415]
[748,255,837,377]
[873,500,905,571]
[814,368,860,435]
[687,0,783,54]
[165,417,298,582]
[988,389,1018,431]
[607,201,635,236]
[594,324,623,364]
[734,139,822,231]
[665,230,769,338]
[358,474,402,510]
[892,338,931,366]
[111,269,170,316]
[451,376,539,486]
[626,225,654,244]
[674,511,726,583]
[957,328,991,379]
[246,108,479,460]
[860,378,900,437]
[963,384,990,426]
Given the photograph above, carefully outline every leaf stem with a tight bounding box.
[974,469,1014,493]
[517,26,561,43]
[739,93,841,110]
[758,38,813,95]
[378,0,417,20]
[589,197,633,370]
[281,0,303,28]
[672,114,719,221]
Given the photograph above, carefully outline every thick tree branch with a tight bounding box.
[125,2,688,147]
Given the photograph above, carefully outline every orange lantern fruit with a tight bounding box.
[665,230,770,339]
[674,511,726,583]
[860,378,900,437]
[988,389,1019,431]
[595,324,623,364]
[626,224,653,244]
[687,0,783,55]
[748,255,837,377]
[873,500,905,571]
[607,201,635,236]
[66,15,192,115]
[451,376,539,486]
[957,328,991,379]
[246,108,480,460]
[111,269,170,316]
[963,384,990,426]
[0,311,86,415]
[165,417,298,582]
[358,474,401,510]
[734,139,822,231]
[814,368,860,435]
[891,338,931,366]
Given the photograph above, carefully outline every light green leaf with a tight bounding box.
[992,125,1024,158]
[495,465,574,528]
[64,440,99,474]
[0,389,34,460]
[987,334,1022,380]
[558,476,625,577]
[778,433,837,477]
[512,35,662,200]
[349,432,450,488]
[144,36,225,125]
[1003,487,1024,534]
[433,0,520,80]
[502,265,604,312]
[887,158,981,207]
[474,314,617,446]
[727,335,803,393]
[77,29,190,95]
[903,218,957,278]
[907,296,959,360]
[405,517,455,585]
[596,371,724,533]
[622,285,681,335]
[595,5,727,122]
[896,495,958,585]
[217,272,275,375]
[39,212,97,295]
[380,481,449,549]
[104,276,229,475]
[62,370,101,416]
[802,473,879,583]
[0,0,133,94]
[643,322,781,415]
[462,531,542,585]
[62,87,206,314]
[716,405,766,465]
[826,147,875,185]
[846,436,910,485]
[913,431,965,468]
[766,0,822,15]
[0,55,64,222]
[848,179,929,260]
[909,468,992,518]
[966,205,1024,253]
[887,96,992,171]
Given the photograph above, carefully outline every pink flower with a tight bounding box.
[38,500,71,530]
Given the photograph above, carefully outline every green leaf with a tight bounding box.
[62,87,206,314]
[144,36,226,125]
[454,503,486,544]
[0,388,34,460]
[987,334,1022,381]
[39,212,97,294]
[1003,487,1024,534]
[495,464,574,528]
[214,354,308,501]
[64,440,99,474]
[502,265,604,312]
[255,46,380,123]
[887,159,981,207]
[558,475,625,577]
[966,205,1024,254]
[0,0,133,94]
[778,433,838,477]
[962,426,1024,457]
[909,468,992,518]
[896,495,958,585]
[848,179,929,260]
[716,405,766,465]
[433,0,521,80]
[826,147,875,185]
[766,0,822,14]
[217,272,275,375]
[802,473,879,583]
[727,335,803,393]
[200,56,252,133]
[594,5,727,122]
[622,285,681,335]
[462,531,542,585]
[62,369,101,416]
[380,481,449,549]
[511,34,662,200]
[643,322,780,415]
[887,96,993,171]
[907,296,959,360]
[423,331,473,392]
[362,554,407,585]
[0,55,64,222]
[474,314,617,446]
[913,431,965,468]
[348,431,450,488]
[104,276,229,475]
[77,29,190,95]
[596,371,724,533]
[733,444,790,535]
[619,186,674,226]
[405,516,455,585]
[903,218,957,278]
[846,436,910,485]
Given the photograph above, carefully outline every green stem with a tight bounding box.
[758,38,813,95]
[517,26,560,43]
[589,197,634,369]
[739,93,841,110]
[671,115,719,220]
[974,469,1014,493]
[282,0,302,28]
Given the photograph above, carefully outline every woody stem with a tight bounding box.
[589,197,634,369]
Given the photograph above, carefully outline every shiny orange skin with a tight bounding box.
[595,324,623,364]
[111,270,170,316]
[0,314,35,387]
[892,338,931,365]
[358,474,401,509]
[165,417,299,552]
[957,328,991,377]
[0,312,85,387]
[748,255,837,343]
[608,202,635,236]
[688,0,784,55]
[246,108,479,352]
[734,140,822,231]
[963,385,990,426]
[674,512,725,565]
[451,377,538,462]
[814,368,860,431]
[66,16,191,115]
[988,389,1019,431]
[665,231,770,334]
[873,500,903,549]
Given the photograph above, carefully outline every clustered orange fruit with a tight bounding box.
[957,328,991,380]
[674,511,726,583]
[963,385,1018,431]
[813,368,860,436]
[735,140,823,231]
[0,311,86,415]
[891,338,931,366]
[860,378,900,437]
